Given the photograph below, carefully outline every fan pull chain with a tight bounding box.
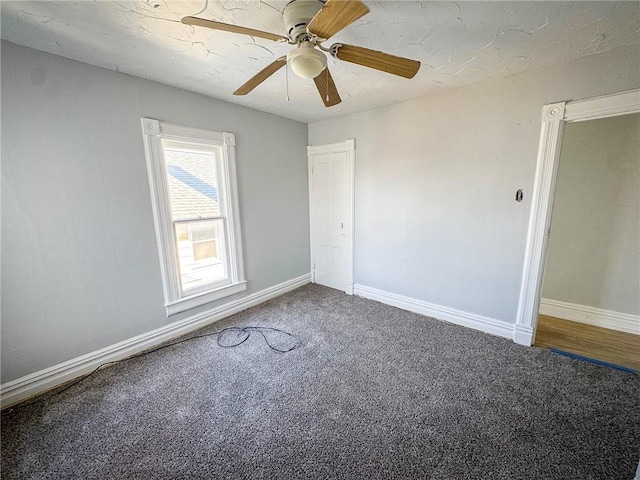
[326,68,329,103]
[285,61,290,102]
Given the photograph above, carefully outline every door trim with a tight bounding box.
[514,89,640,346]
[307,139,356,294]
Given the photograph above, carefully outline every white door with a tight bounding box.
[308,140,354,294]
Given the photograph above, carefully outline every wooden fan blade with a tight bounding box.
[182,16,288,42]
[334,44,420,79]
[234,57,287,95]
[306,0,370,40]
[313,68,342,107]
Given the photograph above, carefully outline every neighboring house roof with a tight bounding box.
[164,149,220,221]
[167,165,218,202]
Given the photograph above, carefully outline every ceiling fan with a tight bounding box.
[182,0,421,107]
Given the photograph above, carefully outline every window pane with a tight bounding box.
[193,240,216,261]
[175,219,227,293]
[176,223,189,241]
[162,143,221,221]
[190,222,214,242]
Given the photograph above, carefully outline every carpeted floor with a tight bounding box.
[2,284,639,479]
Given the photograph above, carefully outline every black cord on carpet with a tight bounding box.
[4,326,300,413]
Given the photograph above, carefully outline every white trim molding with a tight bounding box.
[515,89,640,346]
[165,281,247,315]
[141,119,246,315]
[513,325,534,346]
[354,284,514,340]
[307,138,355,155]
[345,282,355,295]
[539,299,640,335]
[564,89,640,123]
[514,102,566,346]
[1,274,311,409]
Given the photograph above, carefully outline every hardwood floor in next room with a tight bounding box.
[535,315,640,372]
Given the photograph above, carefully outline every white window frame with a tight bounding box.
[141,118,246,315]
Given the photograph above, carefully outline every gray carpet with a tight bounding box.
[2,284,639,479]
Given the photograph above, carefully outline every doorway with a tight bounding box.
[535,114,639,370]
[514,90,640,352]
[307,139,355,294]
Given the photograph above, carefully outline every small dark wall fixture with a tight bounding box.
[516,189,524,202]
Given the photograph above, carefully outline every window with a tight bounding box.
[141,119,245,315]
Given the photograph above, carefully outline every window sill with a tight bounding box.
[165,281,247,316]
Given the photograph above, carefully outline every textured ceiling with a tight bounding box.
[2,1,639,123]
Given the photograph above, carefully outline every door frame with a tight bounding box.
[514,89,640,346]
[307,139,356,294]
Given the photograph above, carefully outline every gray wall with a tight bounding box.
[542,114,639,315]
[308,44,640,324]
[1,41,310,383]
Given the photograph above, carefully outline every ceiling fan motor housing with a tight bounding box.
[284,0,325,41]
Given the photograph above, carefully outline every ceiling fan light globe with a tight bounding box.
[287,42,327,79]
[291,56,326,78]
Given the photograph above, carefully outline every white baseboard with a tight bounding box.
[539,298,640,335]
[353,284,514,340]
[1,273,311,409]
[513,324,534,346]
[345,282,354,295]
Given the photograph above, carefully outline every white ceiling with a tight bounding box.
[2,1,639,123]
